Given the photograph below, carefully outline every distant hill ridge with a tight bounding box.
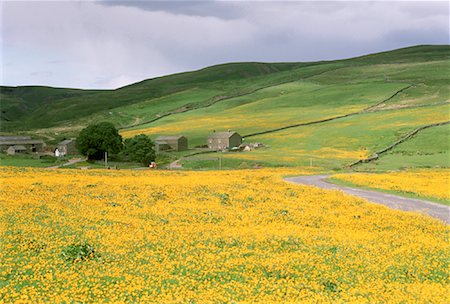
[1,44,449,133]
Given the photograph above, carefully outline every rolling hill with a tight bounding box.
[1,45,449,170]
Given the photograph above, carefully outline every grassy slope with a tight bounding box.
[218,104,448,169]
[0,86,99,123]
[0,62,305,131]
[355,123,450,171]
[2,45,447,131]
[122,81,408,139]
[120,45,450,170]
[1,45,449,170]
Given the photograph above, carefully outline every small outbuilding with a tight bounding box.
[155,135,188,152]
[207,131,242,150]
[57,139,77,156]
[6,145,27,155]
[0,136,45,153]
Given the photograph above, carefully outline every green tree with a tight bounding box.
[76,122,123,160]
[122,134,156,166]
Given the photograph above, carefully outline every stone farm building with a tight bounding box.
[0,136,45,153]
[6,145,27,155]
[56,139,77,156]
[207,131,242,150]
[155,136,188,152]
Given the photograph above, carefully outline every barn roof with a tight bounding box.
[59,139,75,145]
[8,145,27,151]
[208,131,239,139]
[155,135,185,141]
[0,136,31,141]
[0,139,44,145]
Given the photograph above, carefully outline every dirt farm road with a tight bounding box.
[47,158,86,169]
[285,175,450,224]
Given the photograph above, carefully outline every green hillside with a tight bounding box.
[1,45,449,170]
[0,62,305,131]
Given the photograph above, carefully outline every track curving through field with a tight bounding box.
[285,174,450,224]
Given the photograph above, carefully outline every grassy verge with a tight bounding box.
[180,155,278,170]
[63,160,146,170]
[0,154,66,168]
[326,177,450,206]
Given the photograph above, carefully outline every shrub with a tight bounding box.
[61,242,98,263]
[122,134,155,166]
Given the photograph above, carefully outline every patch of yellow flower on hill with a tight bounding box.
[0,167,448,303]
[332,169,450,201]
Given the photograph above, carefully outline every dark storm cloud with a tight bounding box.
[2,1,449,89]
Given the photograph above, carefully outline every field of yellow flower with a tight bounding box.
[1,167,449,303]
[332,169,450,202]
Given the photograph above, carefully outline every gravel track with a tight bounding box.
[285,175,450,224]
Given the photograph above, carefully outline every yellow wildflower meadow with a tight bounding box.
[333,169,450,201]
[0,167,448,303]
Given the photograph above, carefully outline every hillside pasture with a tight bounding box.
[218,103,450,168]
[355,123,450,171]
[1,45,449,171]
[121,81,408,143]
[116,47,450,170]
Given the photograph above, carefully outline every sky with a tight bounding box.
[1,0,449,89]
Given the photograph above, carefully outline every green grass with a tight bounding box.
[354,124,450,171]
[123,81,409,144]
[63,160,146,170]
[3,45,447,132]
[180,154,281,170]
[0,154,66,168]
[181,103,448,170]
[326,177,450,206]
[117,46,449,170]
[1,45,449,171]
[1,62,306,131]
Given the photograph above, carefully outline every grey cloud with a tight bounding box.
[399,1,449,18]
[98,0,246,19]
[385,28,450,46]
[2,1,449,89]
[47,60,65,64]
[29,71,52,77]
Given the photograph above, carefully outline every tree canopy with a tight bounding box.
[76,122,123,160]
[122,134,156,166]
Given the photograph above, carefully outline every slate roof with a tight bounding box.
[8,145,27,151]
[0,139,44,145]
[155,136,185,141]
[0,136,31,141]
[58,139,75,145]
[208,131,238,139]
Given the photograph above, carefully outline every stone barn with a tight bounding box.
[6,145,27,155]
[207,131,242,150]
[155,135,188,152]
[57,139,77,156]
[0,136,45,153]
